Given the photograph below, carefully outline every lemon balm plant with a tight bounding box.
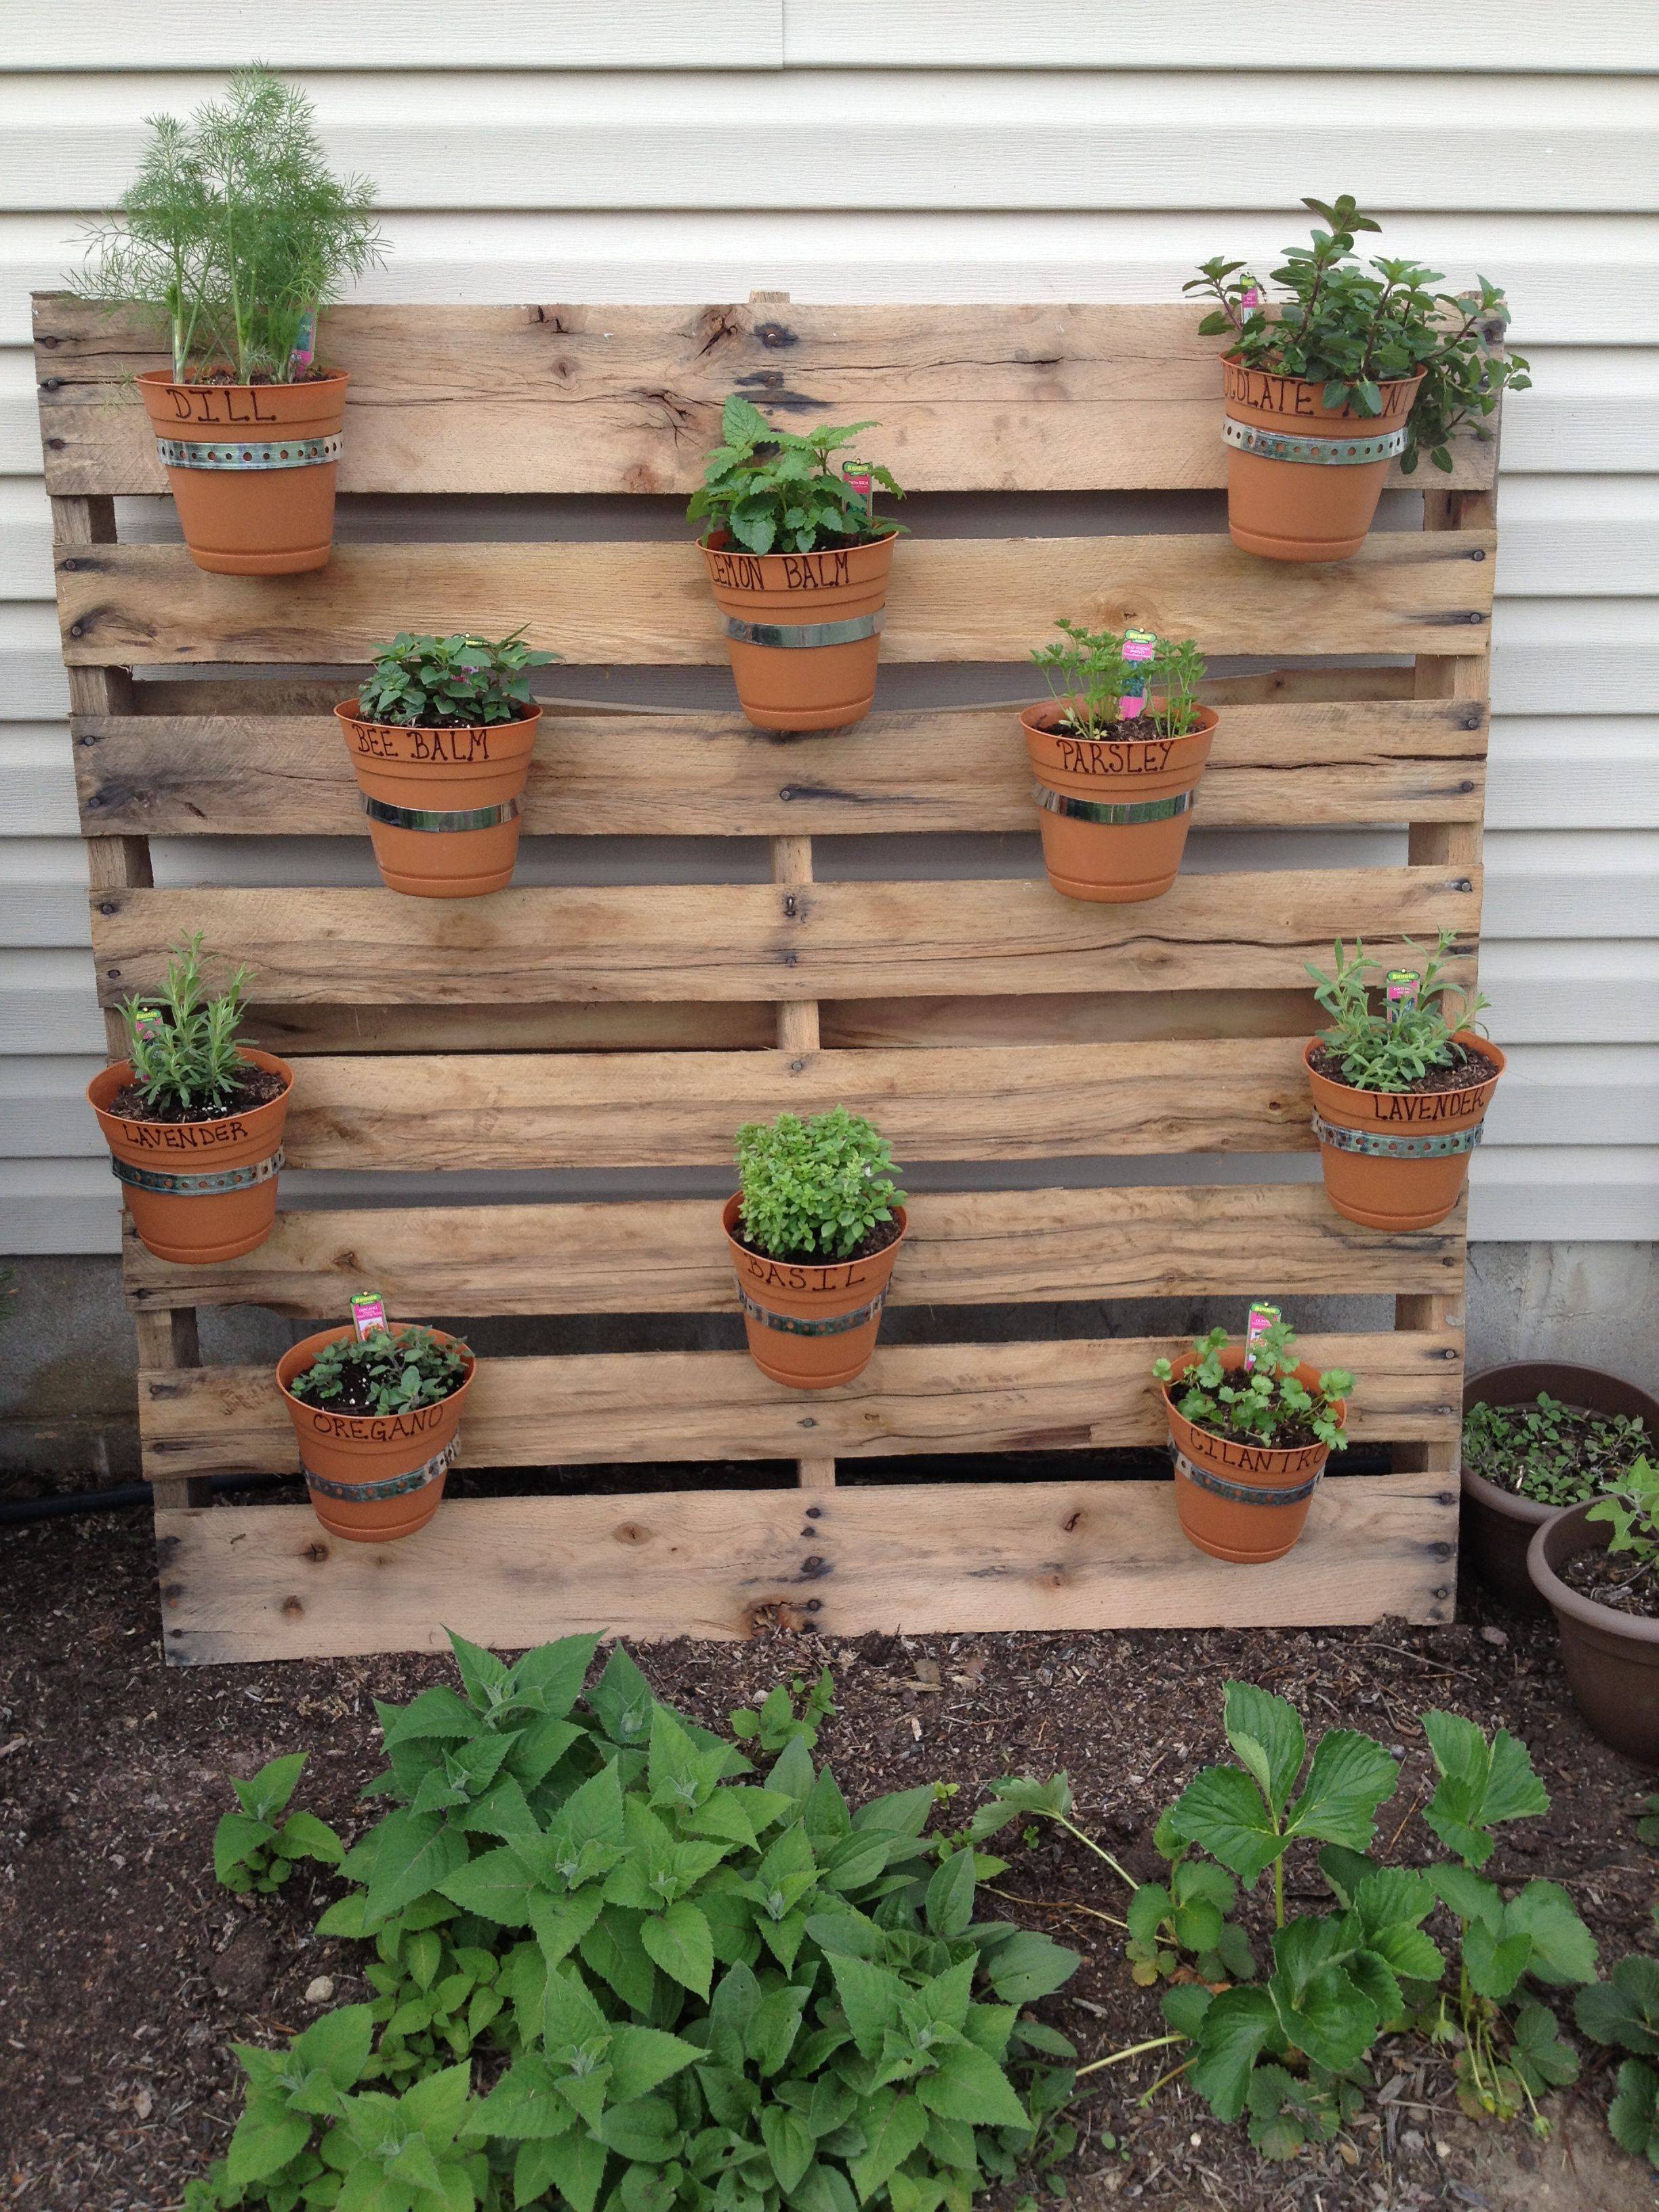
[688,396,905,558]
[70,66,382,573]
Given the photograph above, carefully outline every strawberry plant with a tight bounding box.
[1307,928,1490,1094]
[287,1324,470,1416]
[213,1753,344,1895]
[687,395,905,556]
[735,1106,905,1263]
[1154,1322,1351,1454]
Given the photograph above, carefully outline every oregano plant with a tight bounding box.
[287,1325,471,1416]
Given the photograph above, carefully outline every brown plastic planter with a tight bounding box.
[1528,1500,1659,1767]
[138,371,348,575]
[1307,1032,1503,1233]
[1020,702,1216,903]
[1462,1361,1659,1615]
[277,1324,474,1544]
[701,531,896,732]
[87,1050,292,1265]
[723,1195,906,1390]
[335,702,540,898]
[1163,1345,1346,1565]
[1221,357,1423,563]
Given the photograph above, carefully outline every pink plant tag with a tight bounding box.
[131,1006,165,1043]
[350,1292,388,1340]
[1240,285,1262,312]
[1119,629,1157,720]
[842,459,874,523]
[1387,970,1421,1024]
[289,307,316,377]
[1244,1302,1281,1370]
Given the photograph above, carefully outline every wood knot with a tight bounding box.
[282,1595,304,1616]
[614,1521,648,1545]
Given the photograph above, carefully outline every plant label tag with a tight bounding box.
[1244,1302,1281,1370]
[1386,970,1420,1024]
[131,1006,165,1042]
[289,306,316,377]
[350,1292,388,1340]
[1119,628,1157,720]
[842,459,874,523]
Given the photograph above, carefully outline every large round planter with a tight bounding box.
[277,1324,475,1544]
[138,371,348,575]
[87,1050,293,1265]
[335,701,539,898]
[723,1194,906,1391]
[1307,1031,1503,1233]
[1021,701,1216,903]
[1164,1345,1346,1565]
[701,531,896,733]
[1462,1362,1659,1616]
[1221,357,1424,563]
[1528,1500,1659,1767]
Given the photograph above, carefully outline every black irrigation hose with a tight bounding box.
[0,1471,283,1525]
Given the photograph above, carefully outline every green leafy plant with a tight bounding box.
[1183,193,1530,473]
[287,1325,472,1416]
[1462,1393,1650,1510]
[1586,1457,1659,1605]
[1029,621,1205,741]
[1577,1956,1659,2172]
[735,1107,905,1264]
[1307,928,1490,1093]
[1153,1323,1351,1456]
[356,630,559,730]
[121,930,255,1117]
[71,65,382,384]
[214,1754,344,1895]
[188,1631,1084,2212]
[687,395,905,556]
[730,1668,838,1755]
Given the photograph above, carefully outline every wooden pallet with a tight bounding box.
[37,293,1496,1664]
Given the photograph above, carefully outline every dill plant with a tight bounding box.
[71,65,382,382]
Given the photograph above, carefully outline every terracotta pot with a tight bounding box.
[701,530,896,733]
[138,371,348,575]
[1307,1032,1503,1233]
[87,1050,292,1265]
[1021,701,1217,903]
[335,702,539,899]
[277,1324,474,1544]
[1221,357,1424,563]
[723,1194,906,1390]
[1528,1500,1659,1767]
[1164,1345,1346,1565]
[1462,1362,1659,1616]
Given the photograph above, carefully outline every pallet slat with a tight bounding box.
[153,1472,1460,1662]
[74,697,1488,838]
[91,869,1481,1008]
[141,1332,1463,1475]
[56,533,1496,667]
[35,298,1498,498]
[123,1185,1465,1315]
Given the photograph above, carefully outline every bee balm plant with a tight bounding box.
[722,1107,907,1390]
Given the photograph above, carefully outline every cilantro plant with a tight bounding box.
[71,65,382,384]
[186,1631,1084,2212]
[120,931,255,1117]
[287,1325,472,1416]
[688,395,905,555]
[735,1107,905,1264]
[1154,1322,1351,1454]
[356,630,559,729]
[729,1668,838,1755]
[1185,194,1530,473]
[1307,928,1490,1093]
[214,1754,344,1896]
[1586,1456,1659,1605]
[1029,621,1205,740]
[1462,1393,1650,1509]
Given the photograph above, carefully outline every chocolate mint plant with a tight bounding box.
[1185,194,1530,473]
[735,1105,905,1263]
[1308,928,1491,1093]
[287,1324,471,1416]
[1029,621,1205,741]
[1155,1322,1351,1454]
[356,628,558,729]
[688,394,905,555]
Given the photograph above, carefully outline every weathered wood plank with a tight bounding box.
[91,869,1480,1008]
[123,1183,1465,1315]
[140,1334,1462,1477]
[56,533,1495,666]
[35,297,1498,497]
[279,1039,1319,1168]
[75,697,1488,838]
[153,1470,1459,1662]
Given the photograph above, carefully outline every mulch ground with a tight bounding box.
[2,1483,1656,2212]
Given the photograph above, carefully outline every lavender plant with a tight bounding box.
[1308,929,1490,1092]
[120,932,255,1116]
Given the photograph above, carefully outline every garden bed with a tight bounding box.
[3,1477,1654,2212]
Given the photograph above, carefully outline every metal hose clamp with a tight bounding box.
[1311,1111,1484,1160]
[112,1147,284,1195]
[725,611,884,649]
[1223,419,1408,467]
[155,433,344,472]
[1172,1447,1323,1507]
[737,1286,888,1337]
[361,794,523,834]
[1032,782,1196,826]
[302,1438,458,1502]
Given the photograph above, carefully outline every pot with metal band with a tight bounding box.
[87,1050,293,1265]
[1306,1033,1504,1232]
[276,1324,474,1544]
[1162,1345,1345,1565]
[1020,701,1216,903]
[722,1194,907,1390]
[1220,356,1424,562]
[701,531,896,733]
[137,370,348,575]
[335,702,540,899]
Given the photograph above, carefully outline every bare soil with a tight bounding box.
[1559,1547,1659,1620]
[2,1479,1656,2212]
